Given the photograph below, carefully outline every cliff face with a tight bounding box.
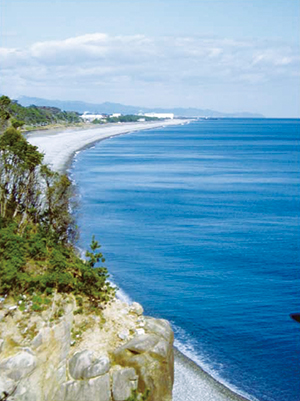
[0,294,174,401]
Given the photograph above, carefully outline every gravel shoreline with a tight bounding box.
[27,120,189,173]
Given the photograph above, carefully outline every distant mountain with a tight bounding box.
[17,96,265,118]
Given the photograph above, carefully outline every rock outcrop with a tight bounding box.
[0,295,174,401]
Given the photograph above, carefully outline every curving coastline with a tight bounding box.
[27,120,252,401]
[26,120,189,173]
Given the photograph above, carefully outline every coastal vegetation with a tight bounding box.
[0,96,81,129]
[92,114,158,124]
[0,95,114,308]
[1,95,159,132]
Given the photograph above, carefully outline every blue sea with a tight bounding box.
[71,119,300,401]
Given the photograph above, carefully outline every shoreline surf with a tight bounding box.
[28,120,253,401]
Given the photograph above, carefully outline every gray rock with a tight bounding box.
[122,334,160,354]
[0,339,4,353]
[11,383,37,401]
[31,327,52,350]
[84,355,110,379]
[43,361,67,401]
[112,368,138,401]
[31,330,44,349]
[145,318,174,342]
[0,297,174,401]
[0,350,36,381]
[68,350,94,380]
[53,316,72,362]
[69,351,110,380]
[135,328,145,335]
[130,302,143,316]
[113,326,175,401]
[21,347,35,355]
[56,362,68,384]
[151,338,169,359]
[0,375,16,398]
[118,329,130,341]
[58,374,111,401]
[0,311,6,322]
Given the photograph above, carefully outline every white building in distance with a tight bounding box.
[143,112,174,119]
[81,112,104,121]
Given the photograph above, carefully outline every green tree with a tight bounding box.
[85,235,105,268]
[0,95,12,132]
[10,117,25,129]
[0,127,43,225]
[40,165,75,243]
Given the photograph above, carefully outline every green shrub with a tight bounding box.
[0,225,115,305]
[126,389,150,401]
[28,232,47,259]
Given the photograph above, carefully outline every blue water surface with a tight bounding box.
[71,119,300,401]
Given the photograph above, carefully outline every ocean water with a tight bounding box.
[71,119,300,401]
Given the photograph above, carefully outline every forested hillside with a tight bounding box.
[0,95,114,310]
[6,98,81,127]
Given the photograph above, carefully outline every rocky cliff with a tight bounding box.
[0,294,174,401]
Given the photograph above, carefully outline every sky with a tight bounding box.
[1,0,299,117]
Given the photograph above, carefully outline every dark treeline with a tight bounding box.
[0,96,114,307]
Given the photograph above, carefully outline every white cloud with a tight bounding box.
[0,48,27,68]
[1,33,299,111]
